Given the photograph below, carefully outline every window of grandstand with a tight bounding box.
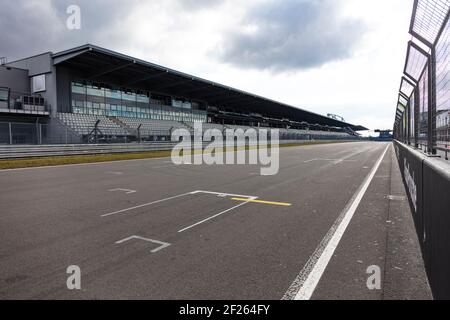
[70,81,207,122]
[0,87,9,109]
[172,98,192,109]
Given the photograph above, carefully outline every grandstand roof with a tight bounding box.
[52,44,367,131]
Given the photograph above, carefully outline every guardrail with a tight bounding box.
[394,140,450,299]
[0,140,356,159]
[0,142,179,159]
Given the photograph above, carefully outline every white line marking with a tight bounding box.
[101,192,194,217]
[283,144,390,300]
[115,235,171,253]
[178,197,257,233]
[303,159,320,163]
[152,164,177,169]
[107,171,123,175]
[303,147,372,164]
[331,149,357,157]
[152,163,194,169]
[388,195,407,201]
[101,190,256,218]
[303,158,357,164]
[109,188,137,194]
[191,190,257,199]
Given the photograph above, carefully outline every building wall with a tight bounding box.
[6,52,52,76]
[6,53,58,117]
[0,66,30,93]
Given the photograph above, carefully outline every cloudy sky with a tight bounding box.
[0,0,413,134]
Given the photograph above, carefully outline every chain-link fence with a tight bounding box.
[0,120,360,146]
[0,121,173,145]
[394,0,450,160]
[0,122,82,145]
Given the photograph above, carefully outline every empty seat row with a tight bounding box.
[58,113,129,136]
[117,118,189,136]
[57,113,353,140]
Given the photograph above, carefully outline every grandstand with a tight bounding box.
[58,113,128,137]
[0,45,367,145]
[57,113,354,143]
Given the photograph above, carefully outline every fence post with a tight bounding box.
[414,89,420,148]
[138,124,142,143]
[38,123,42,145]
[408,106,411,144]
[428,48,437,154]
[8,122,12,145]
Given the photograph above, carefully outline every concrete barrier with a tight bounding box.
[394,140,450,299]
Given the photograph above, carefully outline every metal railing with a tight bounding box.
[0,89,49,114]
[0,139,360,159]
[0,119,360,146]
[0,121,82,145]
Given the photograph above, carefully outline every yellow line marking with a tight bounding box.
[231,198,292,207]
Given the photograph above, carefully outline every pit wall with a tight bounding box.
[394,140,450,299]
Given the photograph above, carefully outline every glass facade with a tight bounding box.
[70,81,207,122]
[0,87,8,109]
[0,88,8,101]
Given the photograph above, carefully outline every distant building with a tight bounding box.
[436,110,450,145]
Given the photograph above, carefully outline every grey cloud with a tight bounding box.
[175,0,224,10]
[217,0,366,72]
[0,0,140,61]
[0,1,62,60]
[0,0,225,61]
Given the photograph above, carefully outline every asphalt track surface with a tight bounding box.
[0,142,431,299]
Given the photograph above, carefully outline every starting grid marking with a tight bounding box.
[101,190,291,219]
[100,192,194,218]
[109,188,137,194]
[115,235,171,253]
[190,190,258,199]
[102,190,292,252]
[101,190,260,218]
[231,198,292,207]
[177,199,256,233]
